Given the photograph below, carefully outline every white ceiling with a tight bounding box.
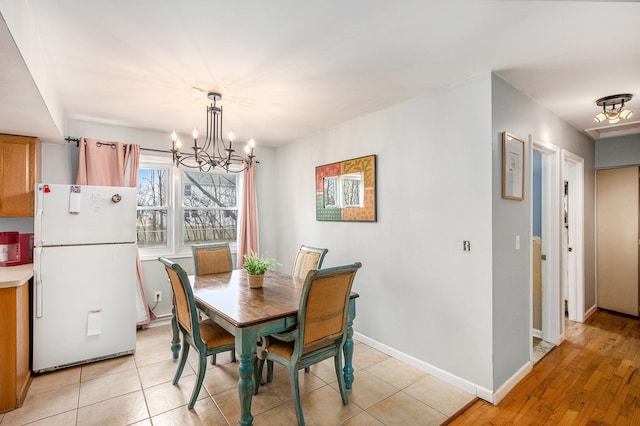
[1,1,639,146]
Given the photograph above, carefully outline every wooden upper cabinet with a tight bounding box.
[0,135,38,217]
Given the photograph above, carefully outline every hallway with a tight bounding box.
[451,309,640,424]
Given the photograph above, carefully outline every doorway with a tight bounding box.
[531,138,562,363]
[561,150,585,324]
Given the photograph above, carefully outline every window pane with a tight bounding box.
[342,172,364,208]
[137,209,168,248]
[183,171,237,208]
[138,168,168,207]
[183,209,237,245]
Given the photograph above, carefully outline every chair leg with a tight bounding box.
[253,357,263,395]
[189,351,208,410]
[304,366,310,373]
[266,360,274,383]
[231,349,236,363]
[334,355,348,405]
[291,369,305,426]
[173,337,189,385]
[210,354,217,365]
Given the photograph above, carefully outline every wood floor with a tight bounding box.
[450,309,640,425]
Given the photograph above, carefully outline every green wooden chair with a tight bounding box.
[260,244,329,378]
[159,257,236,409]
[255,262,362,426]
[291,245,328,279]
[191,243,236,364]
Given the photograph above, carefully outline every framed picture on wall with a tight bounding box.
[502,132,525,201]
[315,154,377,222]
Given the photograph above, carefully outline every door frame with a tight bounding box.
[531,137,562,346]
[561,150,585,324]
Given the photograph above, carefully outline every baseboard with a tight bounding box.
[532,328,542,339]
[492,361,533,404]
[354,331,493,401]
[584,304,597,321]
[147,314,172,328]
[354,331,535,405]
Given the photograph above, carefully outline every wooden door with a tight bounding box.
[596,167,639,316]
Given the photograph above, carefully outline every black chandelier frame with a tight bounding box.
[171,92,255,173]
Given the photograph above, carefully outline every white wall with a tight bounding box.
[490,73,595,388]
[274,74,495,391]
[595,134,640,169]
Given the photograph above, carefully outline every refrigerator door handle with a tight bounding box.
[36,279,43,318]
[34,184,44,247]
[34,245,43,318]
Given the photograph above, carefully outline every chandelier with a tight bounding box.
[593,93,634,124]
[170,91,256,173]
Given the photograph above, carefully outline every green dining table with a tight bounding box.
[169,268,359,426]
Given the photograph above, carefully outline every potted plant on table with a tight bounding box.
[242,250,280,288]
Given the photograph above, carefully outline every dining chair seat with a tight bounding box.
[199,321,236,348]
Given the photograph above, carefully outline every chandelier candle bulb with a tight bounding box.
[171,130,178,152]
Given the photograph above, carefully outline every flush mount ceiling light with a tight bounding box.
[593,93,634,124]
[170,90,256,173]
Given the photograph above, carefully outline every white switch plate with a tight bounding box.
[515,235,521,250]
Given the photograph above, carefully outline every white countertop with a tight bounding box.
[0,263,34,289]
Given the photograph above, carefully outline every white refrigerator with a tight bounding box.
[33,183,138,372]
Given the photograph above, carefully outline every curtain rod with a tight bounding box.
[65,137,170,154]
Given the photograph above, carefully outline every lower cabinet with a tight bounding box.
[0,281,31,413]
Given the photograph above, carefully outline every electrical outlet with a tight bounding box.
[154,291,162,302]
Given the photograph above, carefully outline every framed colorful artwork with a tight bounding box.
[315,154,377,222]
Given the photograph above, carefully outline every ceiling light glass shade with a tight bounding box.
[594,93,634,125]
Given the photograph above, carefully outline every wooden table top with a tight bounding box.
[192,269,306,328]
[192,269,358,328]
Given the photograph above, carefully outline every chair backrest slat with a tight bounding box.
[164,265,193,333]
[192,243,232,276]
[159,257,206,347]
[292,245,328,279]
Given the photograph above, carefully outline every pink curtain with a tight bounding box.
[76,138,153,326]
[76,138,128,186]
[237,160,259,268]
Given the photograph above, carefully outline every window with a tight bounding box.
[137,165,170,250]
[137,157,241,256]
[181,171,238,248]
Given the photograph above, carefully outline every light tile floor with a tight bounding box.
[1,324,476,425]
